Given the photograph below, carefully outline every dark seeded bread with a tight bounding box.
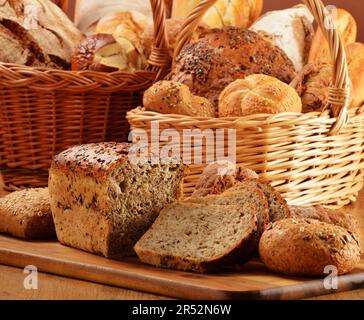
[259,218,361,276]
[289,205,360,238]
[134,202,258,273]
[0,188,55,239]
[49,142,185,258]
[187,188,269,244]
[229,179,291,222]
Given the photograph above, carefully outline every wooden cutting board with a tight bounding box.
[0,235,363,300]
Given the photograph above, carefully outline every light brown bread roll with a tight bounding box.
[0,188,55,239]
[290,205,360,238]
[346,42,364,109]
[143,80,215,117]
[171,27,297,107]
[259,218,361,276]
[309,8,357,64]
[218,74,302,117]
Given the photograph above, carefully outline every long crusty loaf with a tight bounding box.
[0,188,55,239]
[135,202,258,273]
[259,218,361,276]
[49,142,185,258]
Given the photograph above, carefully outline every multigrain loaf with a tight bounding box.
[229,179,291,222]
[0,188,55,239]
[187,189,269,244]
[289,205,360,237]
[0,0,83,69]
[259,218,361,276]
[48,142,185,258]
[134,202,258,273]
[143,81,215,117]
[171,27,297,106]
[192,163,258,198]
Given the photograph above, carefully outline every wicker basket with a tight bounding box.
[127,0,364,208]
[0,0,171,191]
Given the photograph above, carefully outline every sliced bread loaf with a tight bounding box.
[49,142,185,258]
[229,179,291,222]
[187,188,269,241]
[134,202,258,273]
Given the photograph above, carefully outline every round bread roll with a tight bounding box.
[289,205,360,238]
[346,43,364,109]
[171,27,297,107]
[259,218,361,276]
[218,74,302,117]
[143,80,215,117]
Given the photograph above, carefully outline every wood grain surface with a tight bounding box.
[0,235,363,300]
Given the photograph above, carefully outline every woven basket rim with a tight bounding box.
[127,105,364,127]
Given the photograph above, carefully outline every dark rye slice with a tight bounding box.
[134,202,258,273]
[187,188,269,243]
[229,179,291,222]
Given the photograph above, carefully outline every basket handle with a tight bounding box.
[173,0,351,134]
[148,0,171,81]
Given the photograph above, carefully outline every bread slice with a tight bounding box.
[187,188,269,241]
[135,202,258,273]
[49,143,185,258]
[229,179,291,222]
[0,188,55,239]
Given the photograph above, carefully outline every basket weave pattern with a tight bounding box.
[127,0,364,208]
[0,0,170,190]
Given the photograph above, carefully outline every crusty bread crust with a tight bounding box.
[171,27,296,106]
[259,218,361,276]
[0,188,55,239]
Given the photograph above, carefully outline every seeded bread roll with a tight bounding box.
[135,202,258,273]
[259,218,361,276]
[143,80,216,117]
[289,205,360,238]
[171,27,296,106]
[48,142,185,258]
[0,188,55,239]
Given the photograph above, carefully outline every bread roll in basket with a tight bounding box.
[127,0,364,208]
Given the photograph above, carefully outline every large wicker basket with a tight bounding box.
[0,0,171,190]
[127,0,364,209]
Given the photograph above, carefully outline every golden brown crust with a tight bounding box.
[259,218,361,276]
[0,188,55,239]
[51,142,131,179]
[289,205,360,238]
[346,42,364,109]
[218,74,302,117]
[143,80,215,117]
[171,27,297,106]
[308,8,357,64]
